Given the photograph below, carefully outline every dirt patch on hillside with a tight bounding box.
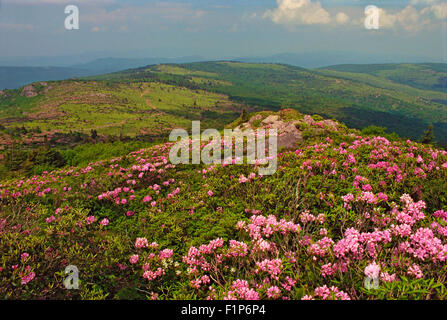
[20,85,38,97]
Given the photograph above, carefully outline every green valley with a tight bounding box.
[93,61,447,146]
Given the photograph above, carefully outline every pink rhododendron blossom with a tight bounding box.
[129,254,139,264]
[135,237,149,249]
[364,262,380,279]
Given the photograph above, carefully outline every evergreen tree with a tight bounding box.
[90,129,98,140]
[241,108,249,122]
[420,125,435,145]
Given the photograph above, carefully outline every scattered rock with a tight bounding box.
[43,85,53,94]
[282,123,299,134]
[235,111,339,152]
[248,114,263,124]
[277,131,303,150]
[261,115,279,125]
[321,120,338,131]
[303,115,315,126]
[20,85,38,97]
[269,120,286,130]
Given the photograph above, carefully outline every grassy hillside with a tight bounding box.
[321,63,447,93]
[2,61,447,149]
[95,61,447,146]
[1,110,447,300]
[0,79,245,150]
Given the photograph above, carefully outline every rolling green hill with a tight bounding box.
[321,63,447,93]
[96,61,447,146]
[0,79,245,150]
[2,61,447,149]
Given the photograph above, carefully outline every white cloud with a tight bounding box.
[263,0,331,26]
[377,8,397,29]
[431,3,447,19]
[409,0,447,20]
[335,12,349,25]
[377,5,441,31]
[264,0,445,31]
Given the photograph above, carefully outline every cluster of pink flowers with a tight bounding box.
[190,275,211,289]
[408,263,424,279]
[143,268,165,281]
[129,254,139,264]
[182,238,225,274]
[85,216,95,225]
[135,237,149,249]
[364,262,380,279]
[224,279,259,300]
[238,215,300,240]
[21,252,30,262]
[45,216,56,224]
[407,228,447,262]
[159,249,174,260]
[255,259,283,280]
[20,267,36,285]
[266,286,281,299]
[238,172,257,184]
[225,240,249,257]
[308,237,334,257]
[131,238,176,283]
[312,285,351,300]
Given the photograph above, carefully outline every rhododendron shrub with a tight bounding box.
[1,123,447,299]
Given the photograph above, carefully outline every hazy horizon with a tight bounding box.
[0,0,446,67]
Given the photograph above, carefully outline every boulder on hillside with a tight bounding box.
[269,120,286,130]
[233,110,340,152]
[321,119,338,131]
[303,115,315,126]
[277,131,303,150]
[282,123,300,134]
[261,115,279,125]
[20,85,38,97]
[248,114,263,125]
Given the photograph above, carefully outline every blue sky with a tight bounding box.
[0,0,445,63]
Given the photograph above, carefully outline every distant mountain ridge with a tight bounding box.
[0,56,206,90]
[321,63,447,93]
[1,51,444,90]
[0,66,91,90]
